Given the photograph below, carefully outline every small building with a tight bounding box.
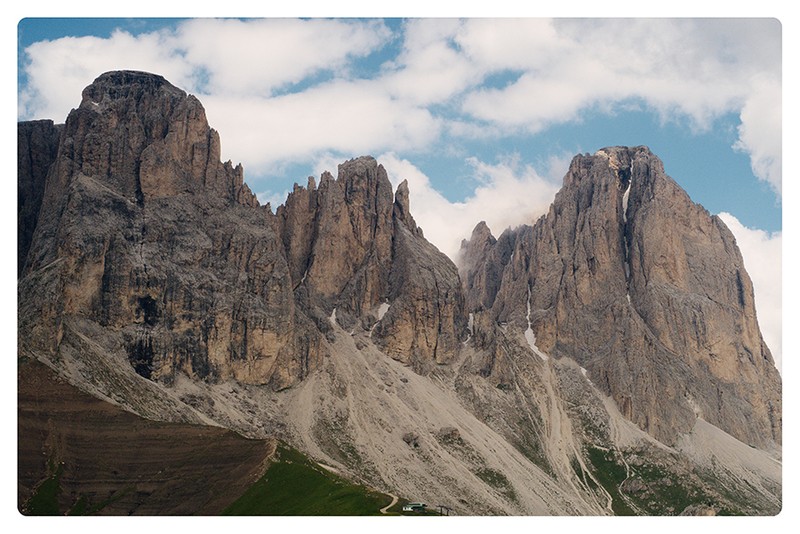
[402,502,427,512]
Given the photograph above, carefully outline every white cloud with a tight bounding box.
[380,19,479,106]
[462,68,619,133]
[18,29,191,120]
[201,80,442,176]
[378,153,559,260]
[175,18,390,96]
[717,212,782,373]
[455,18,567,71]
[457,19,781,193]
[18,18,781,200]
[734,75,782,195]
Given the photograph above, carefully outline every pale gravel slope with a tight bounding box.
[280,320,607,515]
[676,418,782,510]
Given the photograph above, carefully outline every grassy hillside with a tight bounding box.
[223,443,393,515]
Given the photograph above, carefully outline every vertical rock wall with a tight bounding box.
[461,147,781,448]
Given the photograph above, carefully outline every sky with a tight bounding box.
[14,14,784,375]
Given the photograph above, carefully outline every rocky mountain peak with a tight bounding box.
[80,70,183,107]
[467,220,495,245]
[19,71,318,391]
[65,70,256,208]
[462,146,781,448]
[277,153,465,370]
[593,145,650,170]
[18,69,465,386]
[392,179,421,235]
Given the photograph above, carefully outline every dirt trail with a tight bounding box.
[380,493,399,514]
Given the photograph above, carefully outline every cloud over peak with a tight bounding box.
[19,18,781,198]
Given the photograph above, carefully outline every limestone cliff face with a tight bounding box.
[19,71,322,390]
[458,221,516,313]
[277,158,395,324]
[277,157,466,372]
[461,146,781,448]
[376,180,466,369]
[18,119,61,276]
[19,70,465,392]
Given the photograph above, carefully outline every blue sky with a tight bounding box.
[17,18,781,228]
[15,16,784,370]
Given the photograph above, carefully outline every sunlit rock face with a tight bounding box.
[19,71,321,390]
[19,70,466,391]
[277,156,466,373]
[461,146,781,448]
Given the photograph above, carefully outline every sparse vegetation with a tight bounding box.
[24,461,63,515]
[625,462,698,514]
[585,446,635,516]
[622,455,777,516]
[475,467,518,504]
[583,445,751,516]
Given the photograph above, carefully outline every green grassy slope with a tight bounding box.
[223,443,394,515]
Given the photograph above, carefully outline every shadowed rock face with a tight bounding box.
[18,119,61,276]
[461,146,781,448]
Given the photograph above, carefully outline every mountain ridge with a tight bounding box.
[18,70,781,515]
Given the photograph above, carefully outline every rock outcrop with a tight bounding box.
[19,70,466,395]
[277,158,466,372]
[461,146,781,449]
[18,119,61,276]
[19,71,322,390]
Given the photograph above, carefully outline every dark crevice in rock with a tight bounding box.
[128,334,155,379]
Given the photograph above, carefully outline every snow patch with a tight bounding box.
[686,395,702,418]
[464,313,474,345]
[329,307,337,327]
[580,366,595,387]
[369,302,391,337]
[377,302,390,320]
[622,175,632,223]
[524,288,548,361]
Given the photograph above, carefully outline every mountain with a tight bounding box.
[18,71,781,516]
[459,146,781,449]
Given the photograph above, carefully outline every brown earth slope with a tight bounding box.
[18,358,275,515]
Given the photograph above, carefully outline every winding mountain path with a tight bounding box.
[380,493,399,514]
